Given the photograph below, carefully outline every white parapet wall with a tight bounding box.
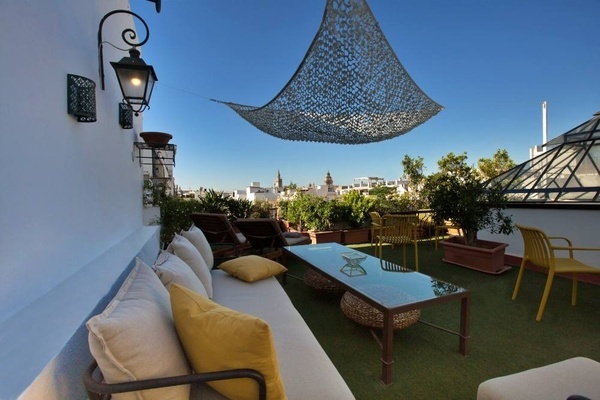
[478,206,600,266]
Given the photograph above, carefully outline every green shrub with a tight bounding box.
[158,196,204,247]
[227,197,253,219]
[250,200,275,218]
[340,190,374,228]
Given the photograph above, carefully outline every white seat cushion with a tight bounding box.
[477,357,600,400]
[211,270,355,399]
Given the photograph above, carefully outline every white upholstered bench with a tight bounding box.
[477,357,600,400]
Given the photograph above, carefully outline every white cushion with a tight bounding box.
[211,269,356,400]
[152,251,208,297]
[477,357,600,400]
[181,225,214,269]
[86,259,191,400]
[283,235,311,246]
[167,234,213,298]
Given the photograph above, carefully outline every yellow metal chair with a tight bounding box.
[377,215,420,271]
[512,224,600,321]
[369,211,383,248]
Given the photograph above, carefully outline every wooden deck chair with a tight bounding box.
[512,224,600,321]
[377,215,420,271]
[234,218,311,261]
[189,213,249,258]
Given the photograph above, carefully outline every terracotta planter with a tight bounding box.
[342,228,370,245]
[309,230,343,244]
[140,131,172,147]
[440,236,511,274]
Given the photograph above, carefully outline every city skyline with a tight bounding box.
[141,0,599,192]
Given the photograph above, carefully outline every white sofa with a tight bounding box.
[477,357,600,400]
[85,227,354,400]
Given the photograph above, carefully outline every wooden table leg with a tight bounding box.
[380,310,394,385]
[459,294,471,356]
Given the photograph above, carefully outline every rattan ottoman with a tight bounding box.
[303,268,344,293]
[340,291,421,330]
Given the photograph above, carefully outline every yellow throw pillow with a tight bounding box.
[170,284,287,400]
[219,255,288,282]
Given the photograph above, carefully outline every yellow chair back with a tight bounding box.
[517,224,555,270]
[377,214,420,270]
[380,215,419,244]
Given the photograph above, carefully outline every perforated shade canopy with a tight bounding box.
[213,0,443,144]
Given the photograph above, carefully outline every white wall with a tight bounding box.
[0,1,159,398]
[479,206,600,265]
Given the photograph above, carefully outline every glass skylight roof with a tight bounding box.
[486,111,600,203]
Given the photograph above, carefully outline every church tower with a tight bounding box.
[324,170,333,186]
[274,170,283,190]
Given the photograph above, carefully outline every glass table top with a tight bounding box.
[285,243,468,309]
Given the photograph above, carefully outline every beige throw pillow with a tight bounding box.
[152,251,208,297]
[167,234,213,298]
[181,225,214,269]
[86,259,191,400]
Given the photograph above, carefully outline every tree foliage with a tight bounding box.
[478,149,516,181]
[423,152,513,246]
[401,154,427,209]
[340,190,374,228]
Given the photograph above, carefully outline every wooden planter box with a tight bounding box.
[341,228,370,245]
[309,230,343,244]
[440,236,511,274]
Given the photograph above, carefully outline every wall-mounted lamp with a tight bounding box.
[111,47,157,115]
[98,8,158,116]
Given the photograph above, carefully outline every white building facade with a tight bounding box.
[0,2,160,398]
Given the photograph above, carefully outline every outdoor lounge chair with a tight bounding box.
[234,218,311,260]
[512,224,600,321]
[189,213,249,258]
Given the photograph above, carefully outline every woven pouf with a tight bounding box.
[340,292,421,330]
[303,268,344,293]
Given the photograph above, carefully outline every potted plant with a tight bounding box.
[285,194,342,243]
[339,191,373,244]
[423,153,514,274]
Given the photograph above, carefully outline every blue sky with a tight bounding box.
[139,0,599,192]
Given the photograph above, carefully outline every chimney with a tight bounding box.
[542,101,548,151]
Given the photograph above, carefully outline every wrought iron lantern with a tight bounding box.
[111,48,157,115]
[98,8,158,117]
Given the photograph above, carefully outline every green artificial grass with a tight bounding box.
[281,242,600,400]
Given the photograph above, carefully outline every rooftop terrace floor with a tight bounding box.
[282,242,600,399]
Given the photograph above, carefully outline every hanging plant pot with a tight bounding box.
[140,131,172,147]
[440,236,511,275]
